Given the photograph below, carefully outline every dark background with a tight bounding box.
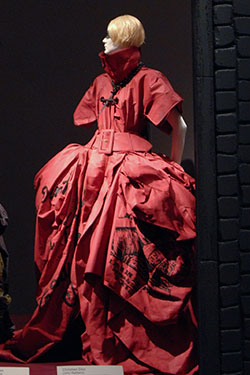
[0,0,193,314]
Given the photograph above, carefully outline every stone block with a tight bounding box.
[235,17,250,35]
[239,164,250,184]
[234,0,250,16]
[215,26,234,46]
[241,275,250,294]
[246,361,250,373]
[239,125,250,144]
[240,253,250,273]
[238,59,250,79]
[245,340,250,360]
[221,329,241,352]
[217,174,238,195]
[220,285,240,307]
[219,218,239,241]
[239,102,250,122]
[214,5,232,25]
[240,230,250,251]
[215,47,236,67]
[240,208,250,227]
[237,36,250,57]
[241,296,250,314]
[215,69,236,89]
[239,81,250,101]
[217,154,237,173]
[245,318,250,339]
[216,113,237,133]
[220,263,239,285]
[217,134,237,153]
[241,186,250,205]
[239,145,250,162]
[218,196,239,217]
[220,306,241,328]
[221,352,242,372]
[219,240,239,262]
[216,91,236,111]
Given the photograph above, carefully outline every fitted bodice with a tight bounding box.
[73,48,183,137]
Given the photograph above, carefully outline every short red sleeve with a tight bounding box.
[143,71,183,128]
[73,79,97,127]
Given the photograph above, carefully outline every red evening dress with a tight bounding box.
[1,47,197,375]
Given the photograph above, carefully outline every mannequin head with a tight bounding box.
[102,35,120,55]
[103,15,145,54]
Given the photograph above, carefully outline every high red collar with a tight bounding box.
[99,47,141,83]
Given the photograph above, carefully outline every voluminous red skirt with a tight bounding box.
[0,144,198,375]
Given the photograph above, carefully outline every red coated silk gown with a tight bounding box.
[1,47,198,374]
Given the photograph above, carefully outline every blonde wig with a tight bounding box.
[107,15,145,48]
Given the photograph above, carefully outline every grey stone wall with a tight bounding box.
[215,1,250,374]
[194,1,250,374]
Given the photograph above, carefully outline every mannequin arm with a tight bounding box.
[167,108,187,164]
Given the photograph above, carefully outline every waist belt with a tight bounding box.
[90,130,152,154]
